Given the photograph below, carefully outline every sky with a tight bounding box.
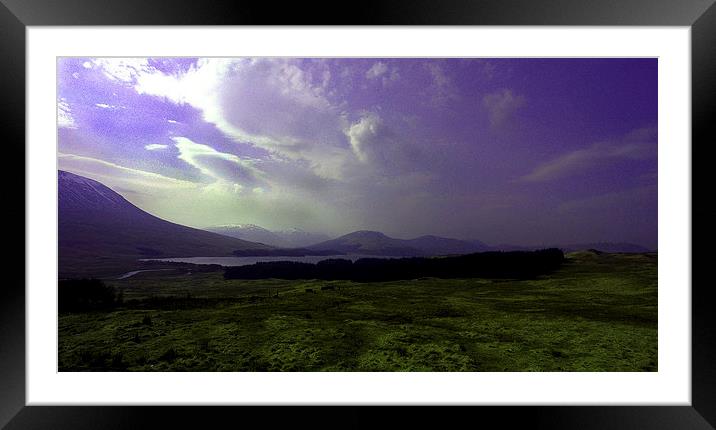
[57,58,657,249]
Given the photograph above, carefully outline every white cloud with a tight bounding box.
[366,62,400,87]
[172,136,265,187]
[346,113,383,162]
[89,58,351,180]
[144,144,169,151]
[57,99,77,129]
[482,89,526,127]
[521,126,657,182]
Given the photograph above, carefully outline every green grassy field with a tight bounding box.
[58,251,657,371]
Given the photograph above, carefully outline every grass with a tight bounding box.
[58,251,657,371]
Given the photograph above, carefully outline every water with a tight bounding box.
[141,255,399,267]
[116,268,175,279]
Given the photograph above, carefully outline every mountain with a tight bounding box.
[308,231,420,256]
[274,228,331,248]
[308,230,486,256]
[205,225,330,248]
[205,224,281,246]
[58,171,271,277]
[408,235,491,255]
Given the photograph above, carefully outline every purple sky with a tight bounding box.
[57,58,657,248]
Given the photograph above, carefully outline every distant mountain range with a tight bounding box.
[58,170,653,277]
[204,224,330,248]
[58,171,271,277]
[307,230,490,257]
[208,224,652,257]
[308,230,651,256]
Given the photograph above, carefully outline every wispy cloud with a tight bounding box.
[144,144,169,151]
[423,63,459,107]
[521,126,657,182]
[366,62,399,87]
[482,89,525,128]
[58,152,196,190]
[172,136,265,187]
[366,62,388,79]
[57,99,76,129]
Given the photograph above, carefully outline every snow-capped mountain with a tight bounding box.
[205,225,330,248]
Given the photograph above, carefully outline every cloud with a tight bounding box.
[57,99,76,129]
[172,136,265,187]
[424,63,459,107]
[95,103,124,109]
[88,58,352,180]
[366,62,400,87]
[91,58,155,83]
[144,144,169,151]
[58,152,196,191]
[346,113,383,162]
[482,89,525,127]
[366,62,388,79]
[521,126,657,182]
[344,113,429,176]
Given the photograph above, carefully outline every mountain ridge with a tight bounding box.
[308,230,488,256]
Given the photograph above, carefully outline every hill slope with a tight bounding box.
[59,170,270,277]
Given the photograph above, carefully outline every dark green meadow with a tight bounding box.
[58,251,657,372]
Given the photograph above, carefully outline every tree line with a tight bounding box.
[224,249,565,282]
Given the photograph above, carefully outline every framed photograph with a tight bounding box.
[3,0,711,428]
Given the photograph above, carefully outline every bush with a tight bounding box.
[160,347,178,362]
[58,279,117,312]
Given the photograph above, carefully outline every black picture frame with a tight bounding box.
[1,0,711,428]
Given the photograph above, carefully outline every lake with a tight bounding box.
[141,255,399,267]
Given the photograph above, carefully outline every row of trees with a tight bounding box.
[224,249,565,282]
